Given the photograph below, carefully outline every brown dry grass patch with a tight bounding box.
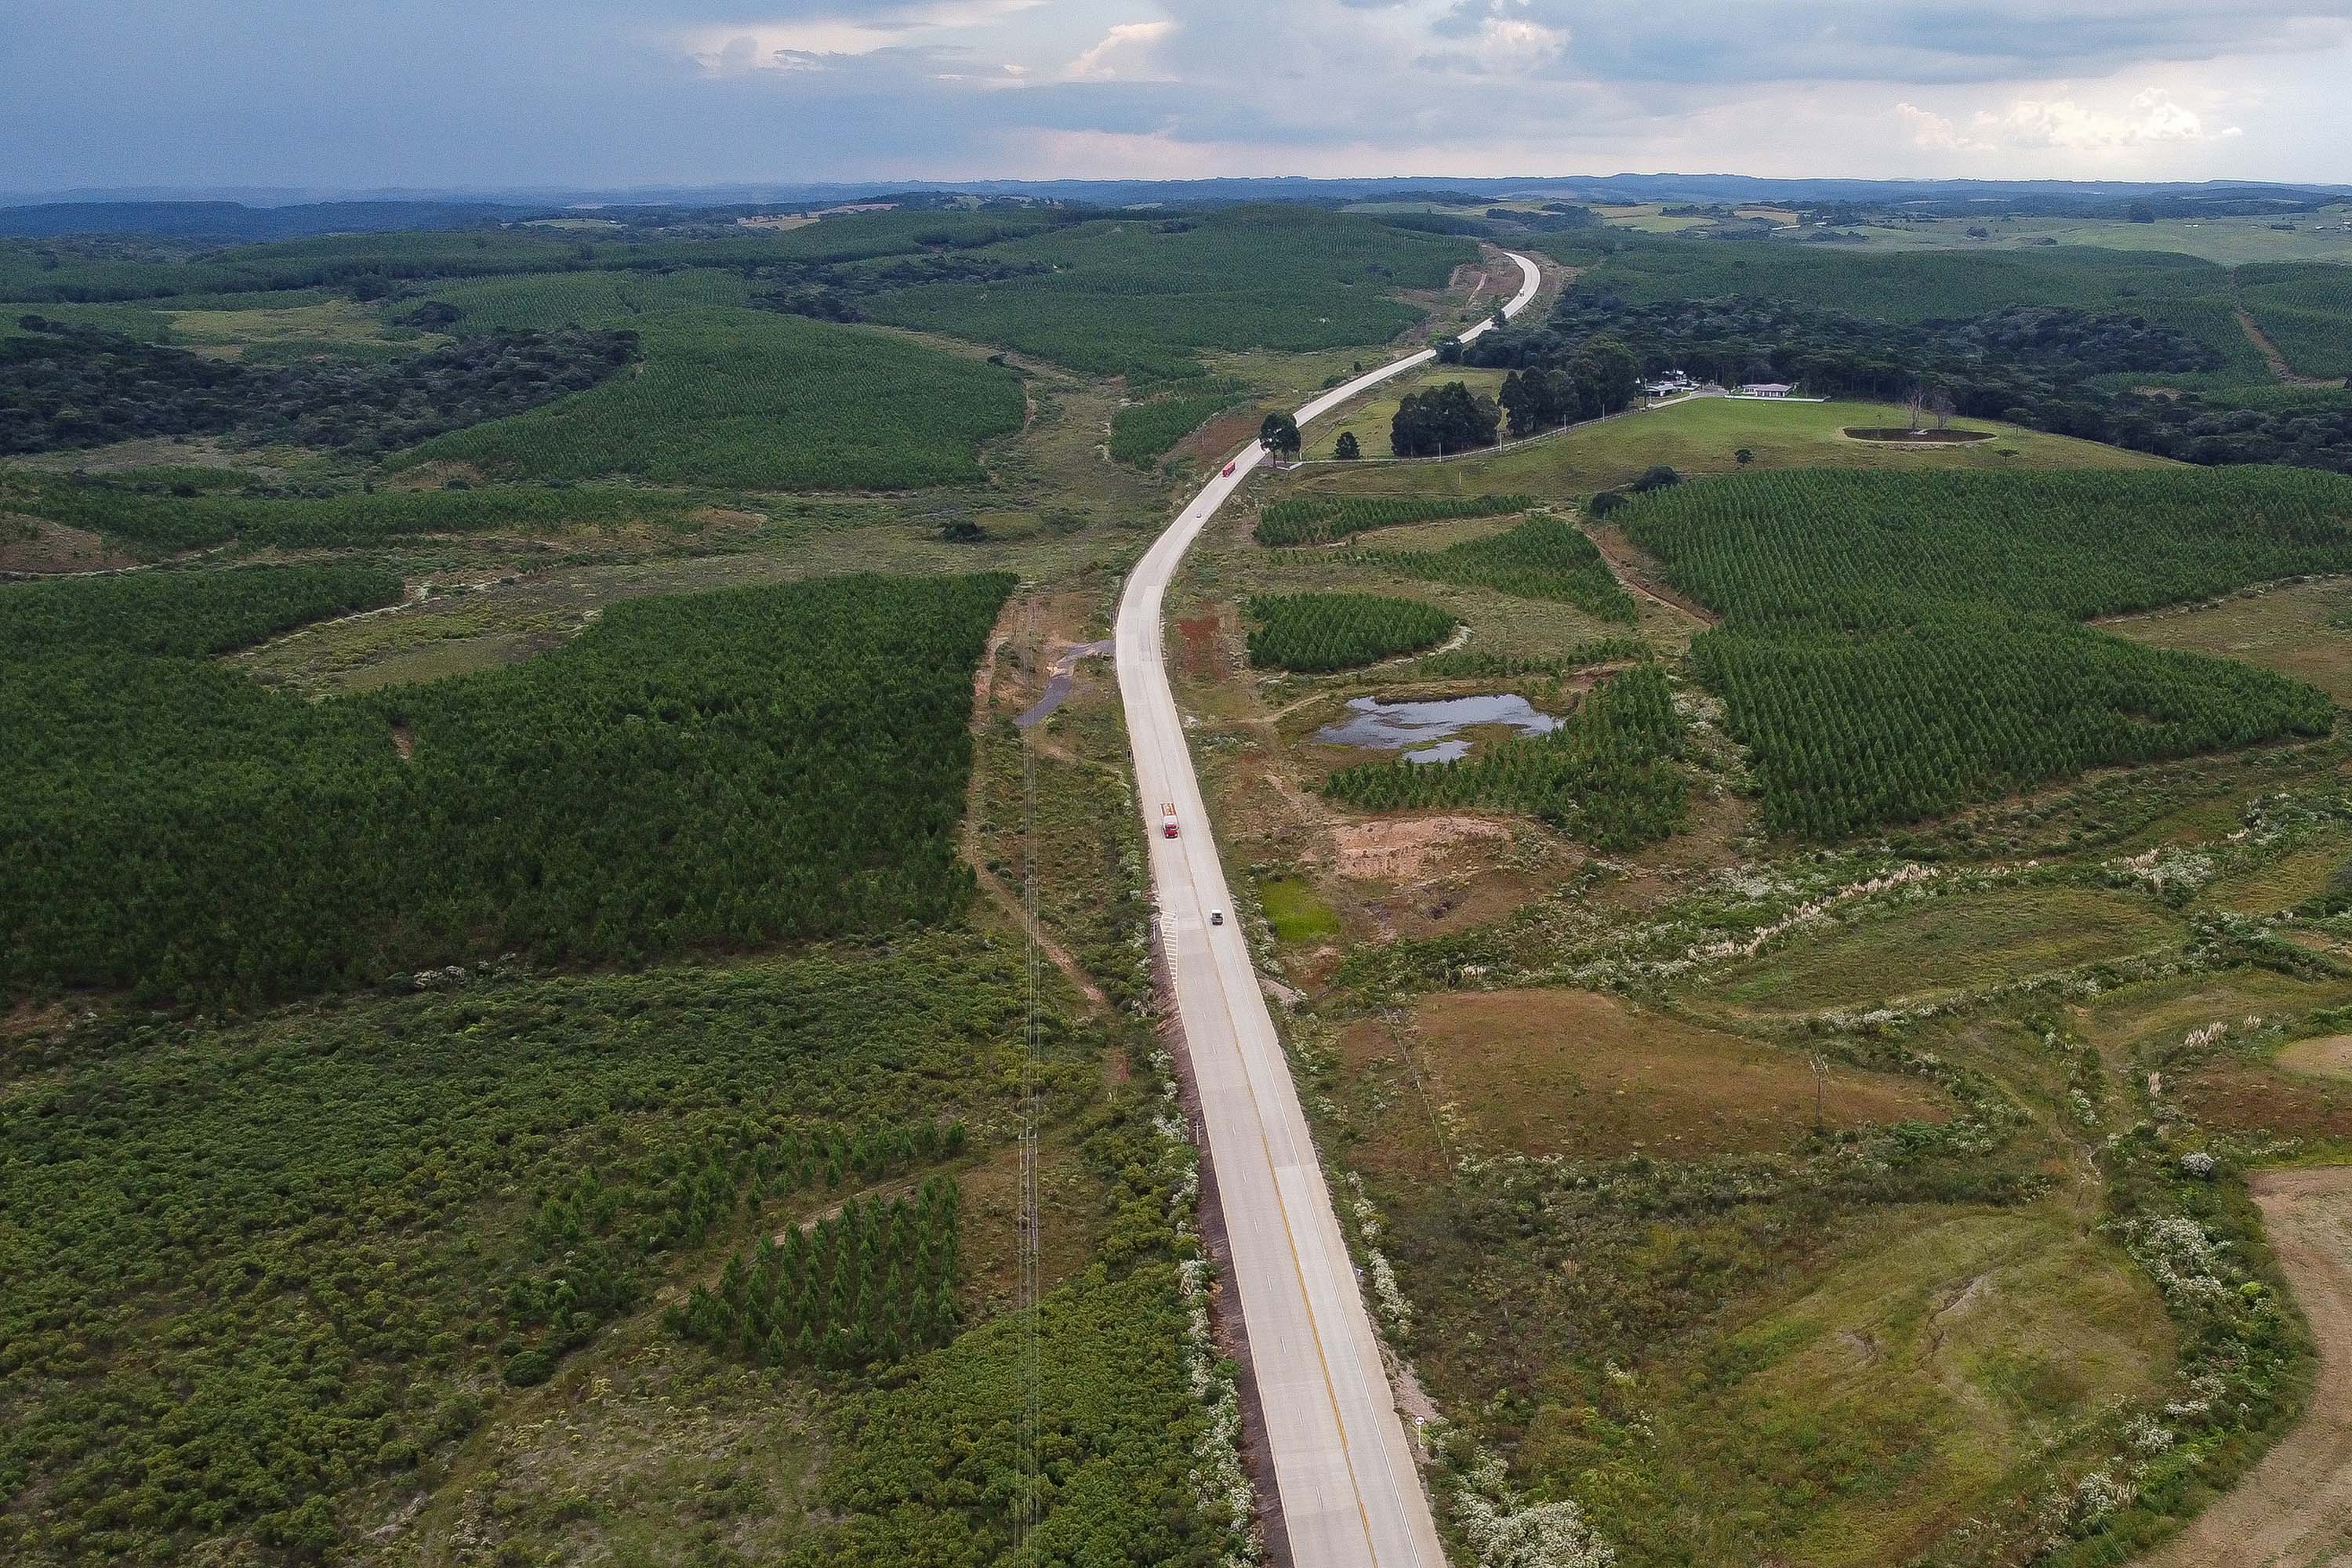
[1399,988,1949,1162]
[0,518,137,574]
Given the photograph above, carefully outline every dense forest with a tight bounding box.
[1,316,637,456]
[1620,467,2352,837]
[1,568,1013,1007]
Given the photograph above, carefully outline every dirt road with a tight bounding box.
[2140,1166,2352,1567]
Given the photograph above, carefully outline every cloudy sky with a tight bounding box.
[6,0,2350,193]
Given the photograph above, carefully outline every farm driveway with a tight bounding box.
[2140,1166,2352,1567]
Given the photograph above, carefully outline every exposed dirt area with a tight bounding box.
[1586,522,1720,626]
[389,720,416,762]
[1175,409,1269,470]
[1176,612,1228,678]
[2235,307,2338,387]
[2139,1166,2352,1568]
[1329,813,1513,880]
[2281,1036,2352,1083]
[1354,988,1951,1167]
[0,517,139,574]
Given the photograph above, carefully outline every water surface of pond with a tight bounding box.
[1314,692,1557,764]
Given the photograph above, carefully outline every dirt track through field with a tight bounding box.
[2235,307,2336,389]
[2140,1166,2352,1568]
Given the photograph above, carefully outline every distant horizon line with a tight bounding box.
[6,171,2350,209]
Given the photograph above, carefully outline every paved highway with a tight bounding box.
[1113,251,1542,1568]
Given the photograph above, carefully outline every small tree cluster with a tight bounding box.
[1391,381,1501,456]
[1496,335,1639,435]
[668,1178,964,1370]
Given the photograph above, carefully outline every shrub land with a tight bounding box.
[1,568,1014,1007]
[1619,467,2352,837]
[1244,590,1457,672]
[0,940,1121,1566]
[0,466,697,554]
[1323,663,1687,848]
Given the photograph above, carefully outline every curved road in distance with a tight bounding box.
[1113,251,1542,1568]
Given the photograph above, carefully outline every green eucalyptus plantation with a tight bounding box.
[1254,490,1534,546]
[401,308,1027,489]
[1245,590,1457,672]
[1356,514,1640,619]
[1621,467,2352,837]
[1,567,1014,1007]
[0,465,699,554]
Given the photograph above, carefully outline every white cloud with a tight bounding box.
[1901,85,2242,152]
[1065,19,1176,80]
[682,0,1043,74]
[1477,17,1568,73]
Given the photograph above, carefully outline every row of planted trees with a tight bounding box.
[667,1178,964,1370]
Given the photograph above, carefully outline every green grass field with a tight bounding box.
[1700,885,2182,1014]
[1280,394,2170,505]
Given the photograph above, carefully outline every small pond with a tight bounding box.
[1313,692,1558,764]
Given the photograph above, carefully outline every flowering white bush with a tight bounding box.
[2067,1465,2136,1532]
[2124,1414,2176,1454]
[2122,1214,2234,1303]
[1454,1453,1616,1568]
[2107,847,2216,896]
[1147,1050,1261,1566]
[1687,862,1940,965]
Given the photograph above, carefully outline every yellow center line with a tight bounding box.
[1201,907,1386,1563]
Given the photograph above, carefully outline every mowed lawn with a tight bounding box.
[1280,394,2174,504]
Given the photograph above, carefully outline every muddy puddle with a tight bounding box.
[1313,692,1557,764]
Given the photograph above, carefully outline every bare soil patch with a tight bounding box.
[2138,1165,2352,1568]
[1329,813,1512,880]
[1392,988,1950,1162]
[1176,612,1226,678]
[1176,410,1265,468]
[1586,523,1719,626]
[2181,1059,2352,1144]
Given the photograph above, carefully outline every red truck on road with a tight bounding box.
[1160,803,1179,838]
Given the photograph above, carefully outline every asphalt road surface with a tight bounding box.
[1112,251,1541,1568]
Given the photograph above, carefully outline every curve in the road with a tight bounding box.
[1113,251,1541,1568]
